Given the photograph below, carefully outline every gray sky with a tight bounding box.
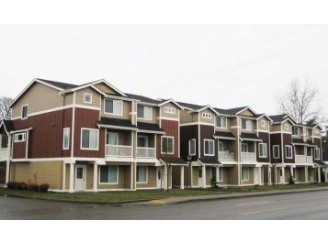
[1,25,328,118]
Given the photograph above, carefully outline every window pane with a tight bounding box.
[138,137,147,147]
[63,128,69,149]
[100,166,109,183]
[107,133,118,145]
[242,119,246,129]
[89,130,98,149]
[1,135,8,148]
[105,100,113,113]
[162,137,167,152]
[209,141,214,154]
[144,106,152,119]
[137,166,147,182]
[82,130,89,148]
[108,166,117,183]
[137,105,144,118]
[189,139,195,155]
[168,138,173,153]
[113,100,122,114]
[205,141,209,154]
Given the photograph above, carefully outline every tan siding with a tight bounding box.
[257,118,270,131]
[12,82,64,118]
[285,168,290,183]
[12,161,62,189]
[138,106,158,124]
[75,87,101,108]
[184,166,192,186]
[180,110,193,124]
[241,167,254,185]
[271,124,282,132]
[124,165,131,189]
[283,122,292,133]
[101,100,131,120]
[206,167,212,186]
[160,102,179,119]
[64,93,74,106]
[199,109,215,124]
[297,167,306,182]
[227,165,239,185]
[65,164,70,190]
[192,167,199,186]
[85,165,94,190]
[172,166,181,187]
[218,167,228,185]
[239,109,255,117]
[97,166,127,189]
[313,127,322,137]
[94,83,120,95]
[136,166,156,188]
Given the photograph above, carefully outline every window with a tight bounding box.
[261,120,266,127]
[314,148,320,160]
[137,166,147,183]
[63,128,70,150]
[14,133,26,142]
[219,142,224,151]
[291,168,296,180]
[285,124,289,131]
[104,99,123,115]
[99,166,118,184]
[273,145,280,159]
[241,119,252,130]
[292,126,298,136]
[1,135,8,148]
[258,143,267,158]
[241,143,248,152]
[137,105,152,119]
[161,136,174,154]
[204,139,214,156]
[218,168,223,181]
[137,136,148,147]
[216,116,227,128]
[285,145,293,159]
[242,167,249,181]
[189,139,196,156]
[164,107,175,114]
[21,105,28,119]
[202,113,212,119]
[81,129,99,150]
[83,93,92,104]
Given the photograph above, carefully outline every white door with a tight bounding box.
[309,169,313,182]
[156,167,164,189]
[254,168,259,185]
[75,165,86,191]
[279,168,284,184]
[198,167,203,186]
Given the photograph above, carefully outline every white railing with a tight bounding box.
[137,147,156,158]
[0,148,8,159]
[219,151,235,162]
[307,156,313,163]
[295,155,306,163]
[241,152,256,162]
[105,145,132,157]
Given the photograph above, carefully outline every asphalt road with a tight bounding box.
[1,190,328,219]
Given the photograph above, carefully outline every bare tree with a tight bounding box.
[0,96,12,120]
[276,77,322,124]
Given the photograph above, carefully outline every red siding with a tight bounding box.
[74,108,104,158]
[160,120,179,158]
[12,108,73,158]
[12,142,26,159]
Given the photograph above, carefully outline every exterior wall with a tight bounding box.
[282,122,292,133]
[12,108,73,159]
[11,161,63,189]
[206,167,212,186]
[270,133,282,163]
[137,106,158,124]
[200,125,216,159]
[271,124,281,132]
[12,82,65,118]
[241,167,254,185]
[192,167,199,186]
[226,165,239,185]
[257,117,270,131]
[97,165,127,189]
[101,100,132,120]
[257,132,270,163]
[136,166,156,188]
[218,167,228,185]
[184,166,192,187]
[12,141,26,159]
[263,166,269,184]
[313,127,322,137]
[0,162,6,183]
[75,87,101,108]
[285,168,290,183]
[94,82,119,95]
[231,129,239,162]
[297,167,306,182]
[292,126,302,138]
[74,108,104,158]
[160,102,179,120]
[179,110,194,124]
[159,120,180,158]
[199,109,215,124]
[85,164,94,190]
[180,125,198,161]
[172,166,181,187]
[238,109,255,117]
[283,134,294,163]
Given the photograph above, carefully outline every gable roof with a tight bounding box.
[225,106,249,115]
[256,114,273,122]
[269,114,296,125]
[36,78,78,90]
[125,93,159,105]
[189,105,218,115]
[177,101,205,111]
[0,119,15,133]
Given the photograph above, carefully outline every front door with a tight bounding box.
[156,167,164,189]
[254,168,259,185]
[279,168,284,184]
[198,167,203,186]
[309,169,313,182]
[75,165,86,191]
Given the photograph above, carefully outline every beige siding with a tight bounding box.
[227,165,239,185]
[136,166,156,188]
[12,82,64,118]
[184,166,192,186]
[75,87,101,108]
[239,109,255,117]
[101,99,131,120]
[257,118,270,131]
[180,110,193,123]
[97,166,127,189]
[292,126,302,138]
[230,118,237,127]
[313,127,322,137]
[137,106,158,124]
[12,161,62,189]
[94,82,120,95]
[192,167,199,186]
[64,93,74,106]
[218,167,228,185]
[283,122,292,133]
[65,164,70,190]
[271,124,282,132]
[241,167,254,185]
[172,166,181,186]
[285,168,291,183]
[86,165,94,190]
[206,167,212,186]
[199,109,215,124]
[160,102,179,119]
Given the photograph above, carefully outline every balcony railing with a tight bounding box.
[137,147,156,159]
[0,148,8,159]
[295,155,306,163]
[307,156,313,163]
[219,151,235,162]
[241,152,256,162]
[105,145,132,157]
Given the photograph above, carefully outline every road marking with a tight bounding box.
[243,201,328,215]
[236,201,271,206]
[150,200,167,204]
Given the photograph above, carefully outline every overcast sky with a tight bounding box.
[1,25,328,118]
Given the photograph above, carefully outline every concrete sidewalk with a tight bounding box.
[135,186,328,206]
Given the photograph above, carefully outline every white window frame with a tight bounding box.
[202,113,212,119]
[161,136,174,154]
[136,166,148,183]
[314,148,320,160]
[285,145,293,159]
[261,120,266,127]
[241,119,252,130]
[99,166,119,184]
[241,143,248,152]
[188,139,196,156]
[63,127,70,150]
[21,105,28,119]
[137,105,153,120]
[104,99,123,116]
[242,167,249,181]
[81,128,99,150]
[204,139,215,156]
[273,145,280,159]
[216,116,227,128]
[164,107,176,114]
[137,135,148,147]
[292,126,298,136]
[285,124,289,131]
[14,133,26,143]
[258,143,267,158]
[83,93,92,104]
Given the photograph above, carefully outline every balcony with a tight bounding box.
[307,156,313,163]
[0,148,8,159]
[241,152,256,162]
[137,147,156,159]
[295,155,306,163]
[219,151,235,162]
[105,145,132,158]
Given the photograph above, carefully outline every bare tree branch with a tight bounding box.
[0,96,13,120]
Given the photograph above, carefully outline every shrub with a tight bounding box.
[6,181,16,189]
[39,183,49,192]
[21,183,29,190]
[15,182,26,190]
[28,183,39,192]
[288,175,295,185]
[210,176,219,189]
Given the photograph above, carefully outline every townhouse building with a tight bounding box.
[0,78,187,192]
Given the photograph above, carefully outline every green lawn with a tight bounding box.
[1,183,328,203]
